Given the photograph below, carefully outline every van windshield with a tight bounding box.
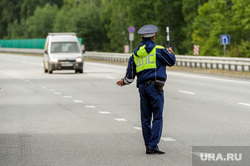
[51,42,80,53]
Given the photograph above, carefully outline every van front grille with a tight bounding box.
[58,60,75,63]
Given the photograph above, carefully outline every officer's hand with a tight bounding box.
[116,78,125,87]
[167,47,174,53]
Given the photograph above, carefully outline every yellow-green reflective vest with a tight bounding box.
[133,45,165,73]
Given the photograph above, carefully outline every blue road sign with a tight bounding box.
[128,26,136,33]
[221,35,230,45]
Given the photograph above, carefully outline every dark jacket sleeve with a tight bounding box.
[156,48,176,67]
[123,55,136,85]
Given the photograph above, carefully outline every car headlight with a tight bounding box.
[51,57,58,63]
[76,57,82,62]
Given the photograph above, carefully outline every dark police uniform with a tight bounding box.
[118,24,176,154]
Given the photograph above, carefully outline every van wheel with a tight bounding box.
[43,62,48,73]
[75,70,83,74]
[48,63,53,74]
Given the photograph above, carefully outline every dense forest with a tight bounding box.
[0,0,249,57]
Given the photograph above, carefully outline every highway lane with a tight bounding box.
[0,53,250,166]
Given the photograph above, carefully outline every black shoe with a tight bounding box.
[146,148,165,154]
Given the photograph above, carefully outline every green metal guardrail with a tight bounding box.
[0,38,82,49]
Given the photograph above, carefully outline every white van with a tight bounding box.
[43,33,84,74]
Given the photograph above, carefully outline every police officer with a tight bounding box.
[116,24,176,154]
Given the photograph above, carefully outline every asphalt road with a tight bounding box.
[0,53,250,166]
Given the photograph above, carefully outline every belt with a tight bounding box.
[144,79,154,87]
[143,79,165,95]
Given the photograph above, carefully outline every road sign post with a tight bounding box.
[128,26,135,53]
[221,35,230,56]
[129,33,134,53]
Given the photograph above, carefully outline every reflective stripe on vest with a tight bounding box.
[133,45,164,73]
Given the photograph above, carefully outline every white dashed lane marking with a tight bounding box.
[238,103,250,107]
[64,96,72,98]
[106,76,115,80]
[54,92,62,95]
[178,90,196,95]
[192,152,202,157]
[114,118,128,122]
[73,100,83,103]
[85,105,96,108]
[99,111,111,115]
[161,137,177,142]
[133,127,142,131]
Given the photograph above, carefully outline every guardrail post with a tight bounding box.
[241,65,244,72]
[216,64,219,70]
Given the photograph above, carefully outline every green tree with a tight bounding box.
[192,0,232,56]
[74,0,106,51]
[117,0,185,53]
[26,4,58,38]
[229,0,250,57]
[181,0,208,54]
[1,0,249,57]
[0,0,23,38]
[0,0,63,39]
[102,0,129,52]
[7,20,27,39]
[54,0,77,32]
[164,0,186,54]
[193,0,250,57]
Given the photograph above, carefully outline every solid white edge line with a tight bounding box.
[169,72,250,85]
